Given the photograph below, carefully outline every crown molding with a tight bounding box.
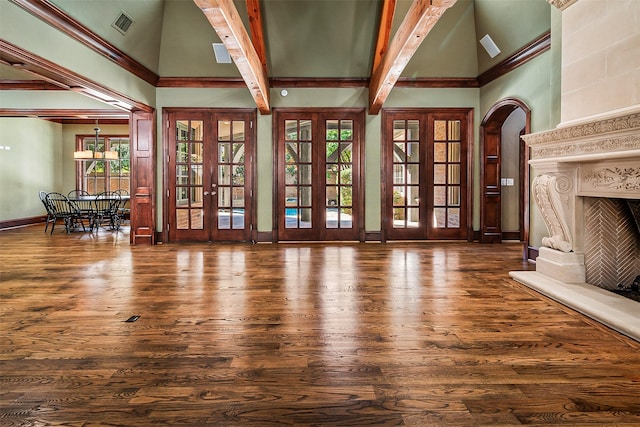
[478,31,551,87]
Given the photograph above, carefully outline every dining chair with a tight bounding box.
[113,189,130,224]
[93,191,122,231]
[67,189,90,199]
[67,190,94,228]
[39,191,56,233]
[45,192,84,234]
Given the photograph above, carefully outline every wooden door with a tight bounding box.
[274,109,363,241]
[166,110,255,242]
[382,109,470,240]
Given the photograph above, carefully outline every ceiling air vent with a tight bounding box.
[112,11,134,35]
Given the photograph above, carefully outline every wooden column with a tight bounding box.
[129,111,156,245]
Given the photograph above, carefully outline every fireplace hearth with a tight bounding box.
[510,107,640,342]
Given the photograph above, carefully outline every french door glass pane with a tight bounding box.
[218,165,230,185]
[406,208,419,228]
[326,208,338,228]
[218,121,231,141]
[285,120,298,140]
[300,120,312,140]
[285,165,298,185]
[191,209,203,229]
[176,166,188,185]
[407,120,419,140]
[393,120,405,140]
[406,186,419,206]
[219,143,230,162]
[326,120,339,140]
[232,166,244,185]
[407,164,419,185]
[233,188,245,207]
[177,210,188,229]
[300,142,312,162]
[218,210,230,229]
[340,120,353,140]
[300,208,312,228]
[232,209,245,228]
[177,143,188,162]
[341,208,353,228]
[232,121,245,141]
[300,165,312,185]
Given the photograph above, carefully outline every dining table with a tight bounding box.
[67,194,130,231]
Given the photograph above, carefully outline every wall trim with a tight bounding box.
[364,231,382,242]
[256,231,273,243]
[477,31,551,86]
[0,215,45,230]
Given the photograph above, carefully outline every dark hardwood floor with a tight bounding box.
[1,225,640,426]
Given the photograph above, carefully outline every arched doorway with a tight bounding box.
[479,98,530,245]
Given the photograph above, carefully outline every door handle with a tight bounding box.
[204,191,210,196]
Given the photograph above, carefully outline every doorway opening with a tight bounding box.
[479,98,530,244]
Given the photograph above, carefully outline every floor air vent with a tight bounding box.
[112,11,134,35]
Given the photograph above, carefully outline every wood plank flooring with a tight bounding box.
[1,226,640,426]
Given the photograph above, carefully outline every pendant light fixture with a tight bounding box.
[74,120,118,160]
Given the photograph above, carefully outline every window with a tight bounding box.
[76,135,130,194]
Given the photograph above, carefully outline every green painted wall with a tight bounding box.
[0,118,62,221]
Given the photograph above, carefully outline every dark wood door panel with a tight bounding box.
[165,109,255,243]
[382,109,471,241]
[274,109,364,241]
[130,111,155,245]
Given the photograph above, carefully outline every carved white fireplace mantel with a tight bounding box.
[510,106,640,341]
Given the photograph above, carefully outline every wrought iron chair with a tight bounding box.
[93,191,122,231]
[39,191,56,233]
[67,190,94,229]
[113,189,130,224]
[67,189,90,199]
[45,192,84,234]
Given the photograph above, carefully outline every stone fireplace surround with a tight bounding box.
[510,106,640,341]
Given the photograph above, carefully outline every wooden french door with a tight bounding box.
[382,109,471,240]
[166,109,255,242]
[274,109,363,241]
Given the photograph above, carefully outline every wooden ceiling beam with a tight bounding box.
[246,0,268,77]
[194,0,270,114]
[369,0,456,115]
[372,0,397,76]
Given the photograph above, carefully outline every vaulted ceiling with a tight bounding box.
[0,0,551,116]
